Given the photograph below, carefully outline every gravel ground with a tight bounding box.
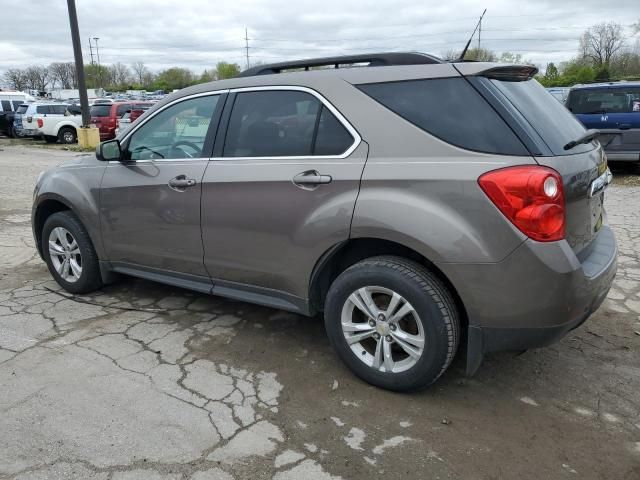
[0,143,638,480]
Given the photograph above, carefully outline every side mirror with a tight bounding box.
[96,139,122,162]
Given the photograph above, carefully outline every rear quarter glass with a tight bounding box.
[357,77,529,156]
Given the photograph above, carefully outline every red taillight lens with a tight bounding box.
[37,118,43,128]
[478,165,565,242]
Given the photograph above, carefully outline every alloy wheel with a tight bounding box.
[340,286,425,373]
[48,227,82,283]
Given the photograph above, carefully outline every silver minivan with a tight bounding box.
[32,53,616,390]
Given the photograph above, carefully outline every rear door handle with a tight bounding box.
[168,175,197,191]
[293,170,332,188]
[618,123,631,130]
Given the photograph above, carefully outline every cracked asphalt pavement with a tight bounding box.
[0,144,639,479]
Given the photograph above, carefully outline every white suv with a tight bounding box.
[32,103,82,144]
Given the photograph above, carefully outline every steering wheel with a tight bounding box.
[170,141,201,158]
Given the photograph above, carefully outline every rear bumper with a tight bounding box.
[438,225,617,373]
[605,151,640,162]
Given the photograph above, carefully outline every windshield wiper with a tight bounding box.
[563,129,600,151]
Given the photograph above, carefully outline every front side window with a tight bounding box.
[125,95,219,161]
[223,90,354,157]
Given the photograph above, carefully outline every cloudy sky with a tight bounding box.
[1,0,638,75]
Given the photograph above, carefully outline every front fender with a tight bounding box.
[33,159,106,259]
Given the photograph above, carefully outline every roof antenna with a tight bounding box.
[458,9,487,62]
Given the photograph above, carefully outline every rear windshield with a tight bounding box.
[16,105,28,114]
[90,105,112,117]
[358,78,528,156]
[567,87,640,114]
[486,78,593,156]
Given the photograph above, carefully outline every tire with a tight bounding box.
[58,127,77,144]
[324,256,460,391]
[44,135,58,143]
[42,211,103,294]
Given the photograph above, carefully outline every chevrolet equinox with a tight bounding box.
[32,53,617,391]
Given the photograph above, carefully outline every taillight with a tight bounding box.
[37,118,43,128]
[478,165,565,242]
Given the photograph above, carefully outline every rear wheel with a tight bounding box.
[324,256,460,391]
[42,211,103,294]
[58,127,77,144]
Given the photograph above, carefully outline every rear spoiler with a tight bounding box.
[453,63,539,81]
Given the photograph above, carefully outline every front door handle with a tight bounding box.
[293,170,332,189]
[168,175,197,191]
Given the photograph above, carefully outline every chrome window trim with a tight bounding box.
[223,85,361,160]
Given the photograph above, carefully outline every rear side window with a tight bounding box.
[52,105,68,115]
[567,87,640,114]
[223,90,354,157]
[358,78,528,156]
[90,105,112,117]
[36,106,50,114]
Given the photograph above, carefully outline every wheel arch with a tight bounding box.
[309,237,468,330]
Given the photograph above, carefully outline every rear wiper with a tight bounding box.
[563,129,600,151]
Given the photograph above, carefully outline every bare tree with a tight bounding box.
[131,61,148,85]
[110,62,131,88]
[49,62,76,89]
[3,68,28,91]
[579,22,626,66]
[23,65,50,91]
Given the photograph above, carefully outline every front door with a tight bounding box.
[100,93,225,283]
[201,88,367,302]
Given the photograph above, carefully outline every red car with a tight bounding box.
[90,102,153,140]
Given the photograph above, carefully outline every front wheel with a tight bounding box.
[42,211,103,294]
[324,256,460,391]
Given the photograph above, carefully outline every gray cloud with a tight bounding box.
[1,0,638,74]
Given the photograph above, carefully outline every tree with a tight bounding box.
[214,61,241,80]
[153,67,194,91]
[579,22,626,67]
[131,61,148,85]
[84,64,110,89]
[23,65,49,91]
[3,68,28,91]
[110,62,131,89]
[544,63,559,80]
[49,62,76,89]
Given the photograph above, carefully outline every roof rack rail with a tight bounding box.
[238,52,444,77]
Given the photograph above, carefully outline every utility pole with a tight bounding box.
[88,37,95,65]
[93,37,101,89]
[478,9,487,52]
[66,0,90,127]
[244,28,250,70]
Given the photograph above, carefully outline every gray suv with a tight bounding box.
[32,53,617,391]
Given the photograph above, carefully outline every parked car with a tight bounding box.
[0,91,34,136]
[546,87,569,103]
[90,102,141,140]
[32,103,82,144]
[32,53,616,391]
[13,102,50,137]
[566,81,640,162]
[115,102,154,136]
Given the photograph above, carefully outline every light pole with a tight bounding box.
[93,37,101,89]
[66,0,90,127]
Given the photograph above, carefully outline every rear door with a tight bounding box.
[201,87,367,302]
[100,93,225,286]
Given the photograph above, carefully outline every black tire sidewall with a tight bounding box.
[325,262,453,391]
[42,212,101,294]
[59,128,76,144]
